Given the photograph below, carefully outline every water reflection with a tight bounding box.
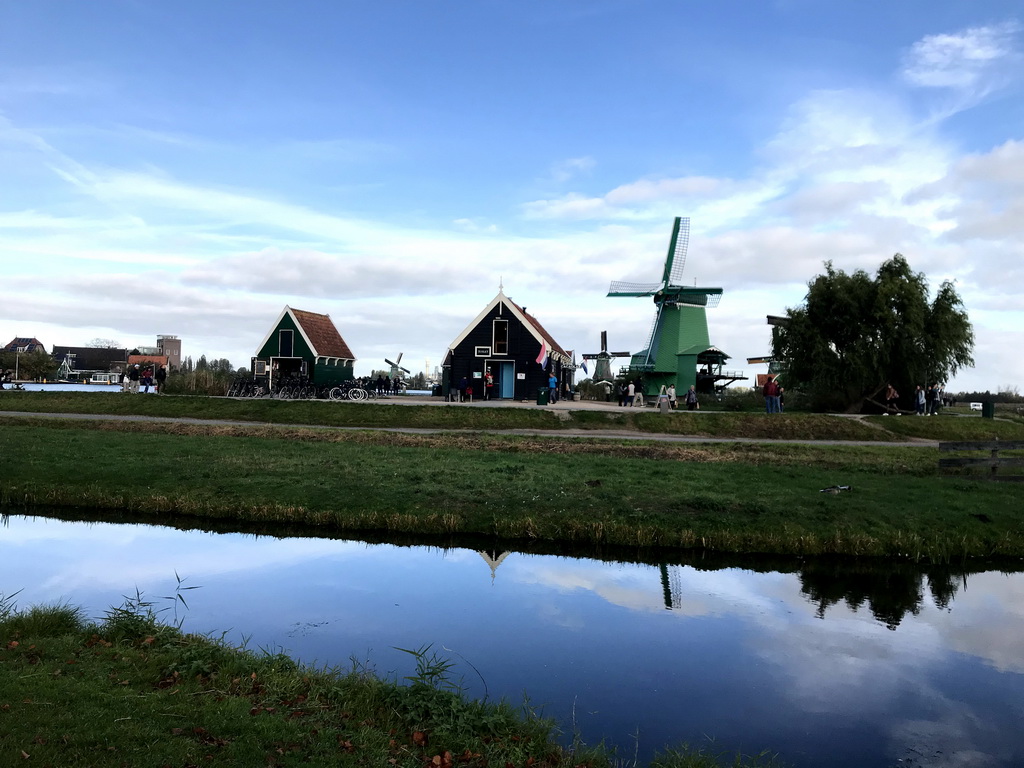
[2,508,1024,767]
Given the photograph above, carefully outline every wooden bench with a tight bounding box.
[938,440,1024,482]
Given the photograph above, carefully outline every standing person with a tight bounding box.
[483,369,494,400]
[884,383,900,415]
[155,365,167,394]
[685,385,699,411]
[763,375,778,414]
[667,384,677,410]
[778,387,785,413]
[548,373,558,404]
[618,382,628,407]
[927,384,939,416]
[626,381,635,407]
[458,376,468,403]
[141,367,153,394]
[915,385,926,415]
[128,364,141,394]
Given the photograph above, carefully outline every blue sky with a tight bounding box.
[2,1,1021,392]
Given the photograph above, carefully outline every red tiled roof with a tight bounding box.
[128,354,168,368]
[291,309,355,360]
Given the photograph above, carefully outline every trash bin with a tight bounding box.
[537,388,549,405]
[982,401,995,419]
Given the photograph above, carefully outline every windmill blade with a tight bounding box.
[395,352,403,365]
[600,330,607,353]
[609,351,631,357]
[661,216,690,287]
[661,286,723,307]
[399,366,411,374]
[608,280,662,297]
[384,358,396,367]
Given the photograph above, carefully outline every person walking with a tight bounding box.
[667,384,677,410]
[548,373,558,404]
[915,385,926,415]
[633,380,644,408]
[685,385,699,411]
[884,383,899,415]
[626,381,635,407]
[155,365,167,394]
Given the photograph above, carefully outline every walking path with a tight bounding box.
[2,408,937,448]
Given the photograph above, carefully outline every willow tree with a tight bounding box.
[771,255,974,412]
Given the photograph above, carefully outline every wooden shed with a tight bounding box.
[253,306,356,389]
[442,289,571,401]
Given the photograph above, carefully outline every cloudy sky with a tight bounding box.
[1,1,1021,391]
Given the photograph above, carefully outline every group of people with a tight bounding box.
[762,375,784,413]
[884,382,945,416]
[617,380,644,407]
[373,374,403,395]
[914,383,944,416]
[122,363,167,394]
[615,381,700,410]
[450,371,498,402]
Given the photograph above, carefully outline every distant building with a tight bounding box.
[442,288,571,401]
[253,306,356,388]
[3,337,46,354]
[157,335,181,370]
[50,345,128,376]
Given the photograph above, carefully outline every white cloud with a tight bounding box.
[902,22,1021,91]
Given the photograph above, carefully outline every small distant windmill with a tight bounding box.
[582,331,630,384]
[608,217,724,395]
[384,352,411,379]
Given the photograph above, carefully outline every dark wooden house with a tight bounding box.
[253,306,356,388]
[50,345,128,377]
[443,290,572,401]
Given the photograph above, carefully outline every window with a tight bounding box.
[279,329,294,357]
[475,346,491,357]
[493,320,508,354]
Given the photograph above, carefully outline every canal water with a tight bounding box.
[3,512,1023,767]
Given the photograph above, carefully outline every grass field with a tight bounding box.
[2,412,1021,561]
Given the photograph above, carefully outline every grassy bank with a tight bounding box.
[4,390,1024,442]
[0,598,781,767]
[2,416,1022,561]
[0,390,910,441]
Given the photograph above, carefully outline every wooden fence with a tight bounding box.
[938,440,1024,482]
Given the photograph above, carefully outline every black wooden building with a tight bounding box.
[442,289,572,401]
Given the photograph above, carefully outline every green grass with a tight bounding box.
[2,417,1022,561]
[0,599,785,768]
[0,391,915,441]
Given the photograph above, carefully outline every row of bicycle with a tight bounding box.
[225,376,401,401]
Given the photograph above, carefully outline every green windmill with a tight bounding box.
[608,217,731,397]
